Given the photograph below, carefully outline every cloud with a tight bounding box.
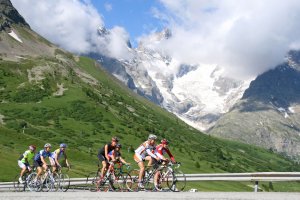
[104,3,112,12]
[146,0,300,79]
[11,0,131,59]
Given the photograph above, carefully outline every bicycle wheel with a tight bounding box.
[127,169,139,192]
[108,173,122,192]
[59,173,70,192]
[120,172,132,192]
[13,174,26,192]
[155,168,174,192]
[27,172,41,192]
[44,174,59,192]
[144,170,155,191]
[169,170,186,192]
[86,172,99,192]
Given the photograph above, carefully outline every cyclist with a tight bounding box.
[97,137,119,178]
[133,134,160,189]
[154,139,176,189]
[155,139,176,163]
[108,144,130,165]
[17,145,36,183]
[50,143,70,173]
[34,143,52,179]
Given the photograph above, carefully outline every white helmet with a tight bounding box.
[44,143,52,148]
[148,134,157,140]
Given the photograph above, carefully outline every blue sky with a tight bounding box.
[91,0,165,45]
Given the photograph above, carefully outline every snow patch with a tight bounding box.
[8,30,23,43]
[288,107,295,113]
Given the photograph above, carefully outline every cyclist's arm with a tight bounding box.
[40,155,47,167]
[110,151,116,161]
[119,157,129,165]
[156,152,166,160]
[104,145,110,160]
[64,153,70,167]
[54,152,61,166]
[146,148,159,160]
[165,148,175,162]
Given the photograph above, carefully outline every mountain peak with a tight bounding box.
[0,0,30,31]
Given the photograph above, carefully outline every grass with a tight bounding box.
[1,54,300,191]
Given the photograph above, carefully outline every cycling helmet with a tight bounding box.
[116,144,122,148]
[29,145,36,151]
[60,143,67,148]
[148,134,157,140]
[112,136,119,142]
[161,139,169,145]
[44,143,52,148]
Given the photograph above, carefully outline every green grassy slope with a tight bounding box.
[1,54,300,191]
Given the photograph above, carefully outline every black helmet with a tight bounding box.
[116,144,122,148]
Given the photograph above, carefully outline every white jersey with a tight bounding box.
[135,141,156,159]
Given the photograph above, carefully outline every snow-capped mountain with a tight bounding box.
[90,28,253,130]
[209,51,300,159]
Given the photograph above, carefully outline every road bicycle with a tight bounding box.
[87,161,132,192]
[155,162,186,192]
[13,166,35,192]
[128,160,166,191]
[27,165,59,192]
[55,166,70,192]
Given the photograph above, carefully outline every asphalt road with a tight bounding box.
[1,192,300,200]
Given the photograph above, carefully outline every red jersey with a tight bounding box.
[155,144,175,162]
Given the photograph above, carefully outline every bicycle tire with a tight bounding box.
[127,169,139,192]
[155,167,173,192]
[169,170,186,192]
[13,174,26,192]
[43,173,59,192]
[86,172,99,192]
[143,169,155,191]
[27,172,41,192]
[108,173,122,192]
[59,173,70,192]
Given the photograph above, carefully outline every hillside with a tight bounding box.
[0,0,300,191]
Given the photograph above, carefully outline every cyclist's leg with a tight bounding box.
[145,156,154,167]
[34,160,43,178]
[18,161,27,177]
[134,154,145,183]
[50,158,57,173]
[102,161,109,178]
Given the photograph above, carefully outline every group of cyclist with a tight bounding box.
[17,143,70,183]
[18,134,176,190]
[98,134,176,189]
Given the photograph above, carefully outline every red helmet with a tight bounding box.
[161,139,169,145]
[29,145,36,151]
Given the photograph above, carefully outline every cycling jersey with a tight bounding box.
[34,149,51,162]
[50,148,66,160]
[155,144,175,162]
[18,150,34,164]
[108,150,121,159]
[98,143,115,157]
[134,141,157,161]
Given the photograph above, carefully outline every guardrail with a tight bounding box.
[1,172,300,192]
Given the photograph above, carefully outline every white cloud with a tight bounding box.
[104,3,112,12]
[146,0,300,79]
[11,0,131,59]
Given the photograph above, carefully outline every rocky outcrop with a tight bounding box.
[0,0,30,31]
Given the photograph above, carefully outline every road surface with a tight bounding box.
[1,192,300,200]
